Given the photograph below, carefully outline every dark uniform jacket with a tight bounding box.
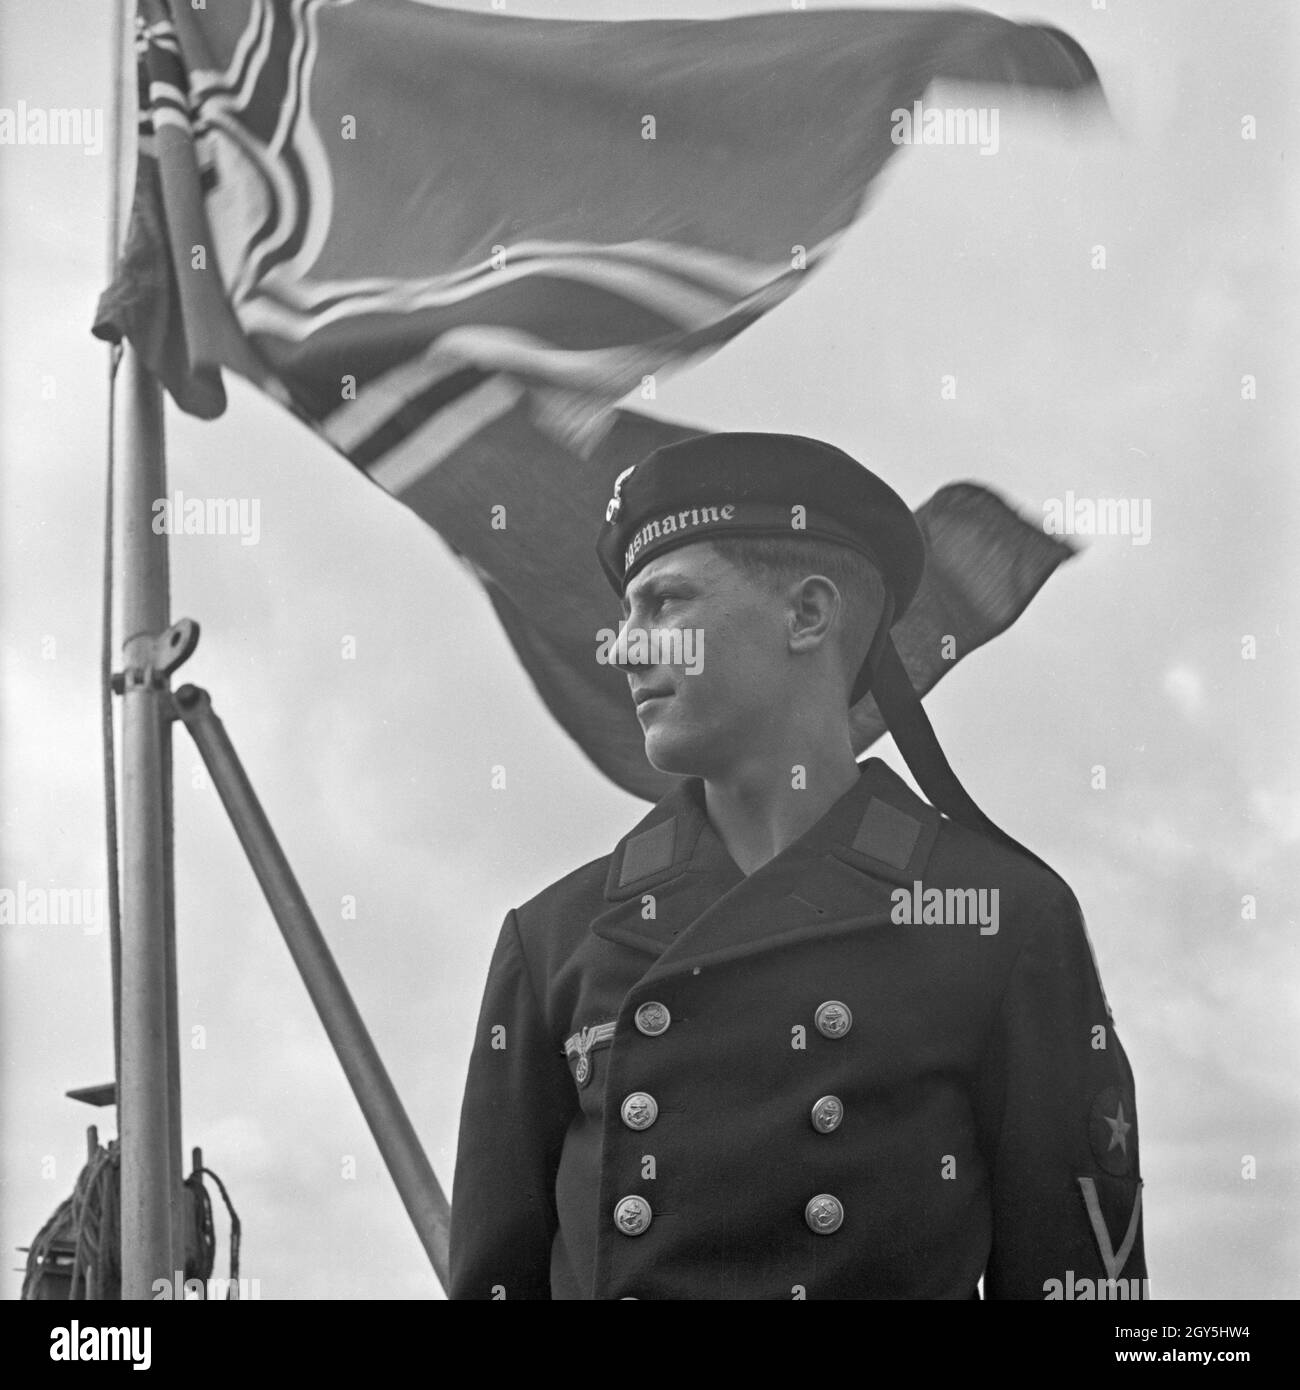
[449,759,1146,1300]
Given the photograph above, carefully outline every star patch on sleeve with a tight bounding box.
[1088,1085,1137,1175]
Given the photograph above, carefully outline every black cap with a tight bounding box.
[597,432,925,620]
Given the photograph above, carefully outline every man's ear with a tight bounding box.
[787,575,840,655]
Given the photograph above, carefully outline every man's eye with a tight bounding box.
[627,589,686,619]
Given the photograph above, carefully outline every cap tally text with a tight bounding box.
[624,503,736,573]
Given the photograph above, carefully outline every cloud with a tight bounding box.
[1162,665,1206,721]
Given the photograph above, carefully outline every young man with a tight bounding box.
[449,432,1146,1300]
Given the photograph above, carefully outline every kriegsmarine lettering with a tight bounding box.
[624,503,735,570]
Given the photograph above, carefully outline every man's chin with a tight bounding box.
[642,726,710,778]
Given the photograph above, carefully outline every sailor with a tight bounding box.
[449,432,1146,1300]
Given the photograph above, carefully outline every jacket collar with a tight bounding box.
[592,778,744,956]
[591,758,940,969]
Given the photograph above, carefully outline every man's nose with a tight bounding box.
[610,616,649,669]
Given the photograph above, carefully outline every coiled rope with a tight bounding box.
[21,1141,241,1300]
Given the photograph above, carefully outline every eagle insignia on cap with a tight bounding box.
[605,465,638,523]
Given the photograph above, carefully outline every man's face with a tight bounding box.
[616,543,790,777]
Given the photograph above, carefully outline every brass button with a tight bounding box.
[621,1092,659,1131]
[810,1095,844,1134]
[814,1000,852,1039]
[805,1193,844,1235]
[613,1195,653,1236]
[634,1001,671,1037]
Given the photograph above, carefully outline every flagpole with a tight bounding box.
[115,347,177,1299]
[110,0,181,1298]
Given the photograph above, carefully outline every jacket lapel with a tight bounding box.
[590,759,941,972]
[589,779,745,956]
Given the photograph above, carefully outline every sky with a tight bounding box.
[1,0,1296,1300]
